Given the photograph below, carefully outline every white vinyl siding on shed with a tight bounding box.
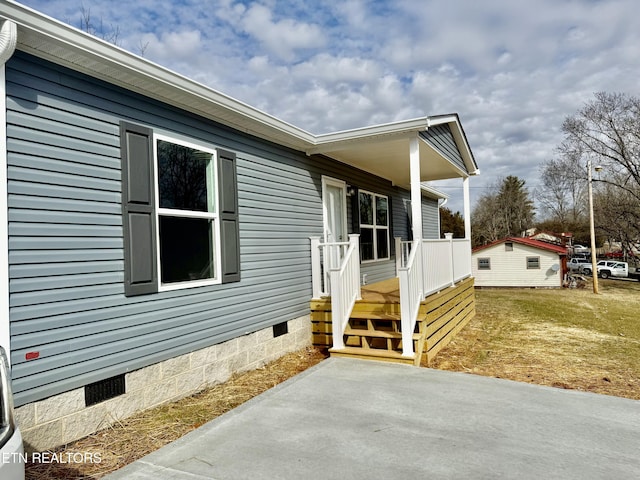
[472,243,563,288]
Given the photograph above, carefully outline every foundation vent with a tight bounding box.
[85,374,125,406]
[272,321,288,338]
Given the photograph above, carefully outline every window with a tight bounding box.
[359,191,389,261]
[155,136,220,287]
[527,256,540,269]
[505,242,513,251]
[120,121,241,296]
[477,258,491,270]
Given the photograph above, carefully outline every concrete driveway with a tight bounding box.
[104,357,639,479]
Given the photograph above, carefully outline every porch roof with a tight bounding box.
[3,3,478,186]
[307,115,479,187]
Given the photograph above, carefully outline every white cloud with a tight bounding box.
[239,3,326,61]
[15,0,640,213]
[141,30,203,62]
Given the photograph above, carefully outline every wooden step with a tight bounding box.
[344,327,420,340]
[348,311,401,320]
[329,347,415,364]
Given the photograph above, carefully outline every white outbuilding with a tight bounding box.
[472,237,568,288]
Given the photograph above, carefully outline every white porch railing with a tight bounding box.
[310,235,361,350]
[310,234,471,357]
[396,235,472,357]
[398,240,423,357]
[421,235,472,296]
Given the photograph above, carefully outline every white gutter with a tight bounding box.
[0,19,17,364]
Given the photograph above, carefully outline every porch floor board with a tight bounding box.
[360,278,401,303]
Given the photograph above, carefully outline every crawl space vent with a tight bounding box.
[272,322,288,338]
[85,374,125,407]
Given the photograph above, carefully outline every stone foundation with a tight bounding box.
[15,315,311,452]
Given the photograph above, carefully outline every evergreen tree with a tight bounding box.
[471,176,535,246]
[440,207,465,238]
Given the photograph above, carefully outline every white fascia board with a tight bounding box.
[306,117,430,154]
[420,183,448,200]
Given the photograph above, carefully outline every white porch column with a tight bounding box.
[409,137,423,242]
[463,176,471,240]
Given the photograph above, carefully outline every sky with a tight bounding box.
[13,0,640,214]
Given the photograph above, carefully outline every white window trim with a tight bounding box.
[359,189,390,263]
[153,133,222,291]
[526,256,541,269]
[477,257,491,270]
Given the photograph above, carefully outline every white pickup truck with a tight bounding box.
[580,260,629,279]
[568,257,591,272]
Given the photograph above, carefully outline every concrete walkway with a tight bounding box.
[104,358,640,479]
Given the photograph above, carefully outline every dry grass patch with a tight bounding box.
[431,279,640,400]
[25,347,327,480]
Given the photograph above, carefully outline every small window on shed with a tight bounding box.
[505,242,513,251]
[478,258,491,270]
[527,256,540,269]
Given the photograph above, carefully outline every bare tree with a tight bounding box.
[79,3,121,46]
[559,92,640,249]
[74,3,152,57]
[537,154,586,228]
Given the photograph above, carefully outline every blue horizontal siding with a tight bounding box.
[6,51,442,406]
[420,125,466,172]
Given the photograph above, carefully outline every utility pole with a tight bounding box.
[587,158,599,294]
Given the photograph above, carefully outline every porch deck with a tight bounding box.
[311,276,475,366]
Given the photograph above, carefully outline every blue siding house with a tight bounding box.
[0,3,479,450]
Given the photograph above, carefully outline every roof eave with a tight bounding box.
[3,2,480,184]
[4,2,317,151]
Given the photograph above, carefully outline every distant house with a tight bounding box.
[472,237,567,288]
[0,4,479,451]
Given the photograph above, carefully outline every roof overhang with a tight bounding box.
[307,114,478,188]
[1,2,479,187]
[420,184,448,201]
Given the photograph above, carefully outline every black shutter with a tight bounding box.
[350,186,360,234]
[120,122,158,296]
[217,149,241,283]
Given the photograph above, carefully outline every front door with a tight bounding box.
[322,176,347,244]
[322,177,348,290]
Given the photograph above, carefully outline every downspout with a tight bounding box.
[0,20,17,63]
[0,19,17,364]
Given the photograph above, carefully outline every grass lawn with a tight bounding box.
[430,278,640,400]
